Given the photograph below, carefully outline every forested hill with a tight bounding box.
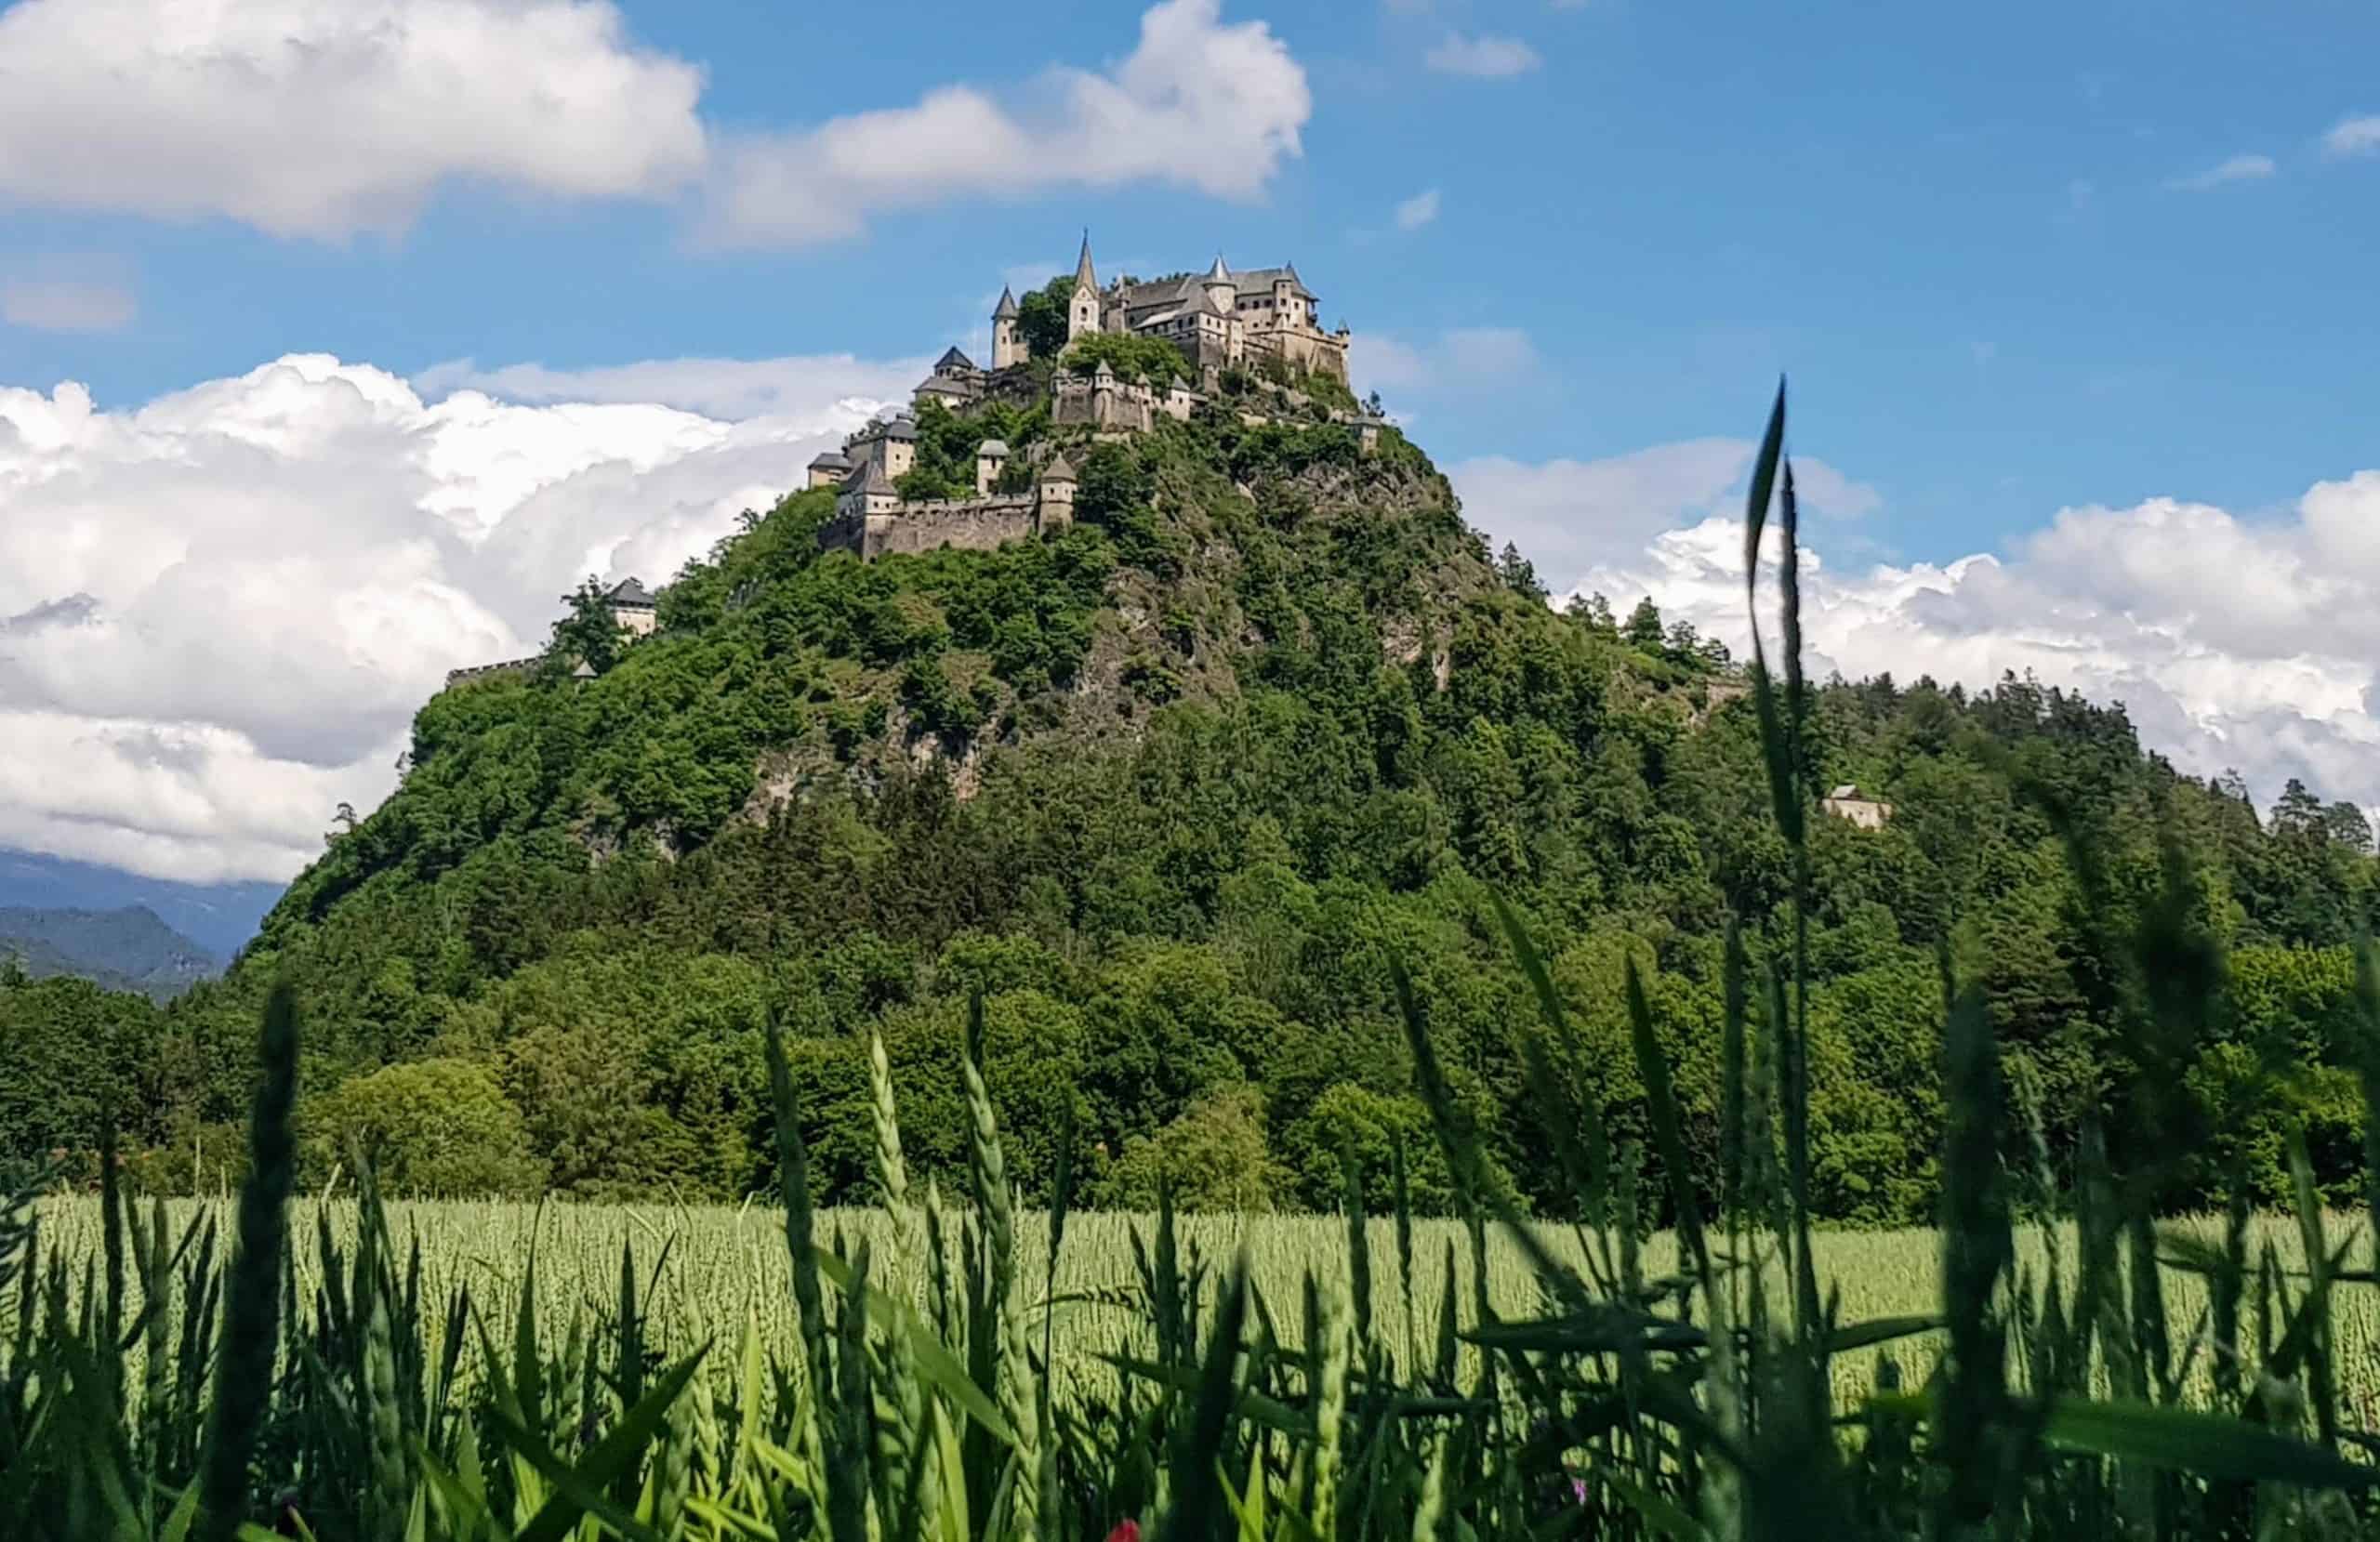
[11,402,2375,1217]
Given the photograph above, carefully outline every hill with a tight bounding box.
[0,904,218,1001]
[12,402,2375,1213]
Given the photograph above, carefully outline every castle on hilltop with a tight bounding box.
[1009,235,1350,381]
[813,234,1379,562]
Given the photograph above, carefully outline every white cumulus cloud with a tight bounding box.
[0,352,909,883]
[0,0,707,241]
[2324,114,2380,157]
[1424,33,1542,79]
[1395,188,1442,231]
[2167,152,2276,191]
[1452,448,2380,824]
[0,0,1313,245]
[703,0,1311,247]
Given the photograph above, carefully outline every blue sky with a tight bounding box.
[2,0,2377,911]
[11,0,2379,552]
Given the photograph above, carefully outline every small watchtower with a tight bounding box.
[1037,453,1078,534]
[976,438,1011,495]
[602,577,658,637]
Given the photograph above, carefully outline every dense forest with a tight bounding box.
[7,400,2373,1220]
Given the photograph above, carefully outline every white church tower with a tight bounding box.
[1067,232,1100,341]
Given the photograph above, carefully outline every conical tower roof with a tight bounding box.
[1040,453,1077,482]
[1205,253,1230,282]
[992,284,1018,320]
[1073,231,1097,291]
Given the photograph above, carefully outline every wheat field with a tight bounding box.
[32,1195,2380,1417]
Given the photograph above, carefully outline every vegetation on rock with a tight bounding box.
[1,396,2372,1230]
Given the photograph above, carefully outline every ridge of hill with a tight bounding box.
[13,402,2375,1215]
[0,904,218,1001]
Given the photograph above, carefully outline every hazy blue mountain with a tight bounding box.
[0,848,281,962]
[0,903,220,1000]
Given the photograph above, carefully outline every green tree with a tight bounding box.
[1013,274,1077,362]
[549,576,628,675]
[311,1059,545,1196]
[1100,1082,1288,1211]
[1623,597,1665,652]
[1061,331,1191,386]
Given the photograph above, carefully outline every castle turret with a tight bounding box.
[597,577,658,637]
[840,459,901,520]
[975,438,1010,496]
[1201,254,1236,316]
[992,284,1024,368]
[1068,232,1100,341]
[1271,268,1300,330]
[1037,452,1077,534]
[882,415,919,480]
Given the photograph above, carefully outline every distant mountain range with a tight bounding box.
[0,848,282,963]
[0,904,220,1000]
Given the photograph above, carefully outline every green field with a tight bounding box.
[33,1195,2380,1416]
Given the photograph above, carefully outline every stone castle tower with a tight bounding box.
[992,284,1025,368]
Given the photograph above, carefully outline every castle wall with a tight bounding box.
[874,498,1039,558]
[821,498,1043,560]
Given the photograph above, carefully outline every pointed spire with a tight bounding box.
[992,283,1018,320]
[1074,230,1097,291]
[1206,253,1229,282]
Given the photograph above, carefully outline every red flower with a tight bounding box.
[1105,1522,1142,1542]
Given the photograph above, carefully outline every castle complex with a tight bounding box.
[1004,237,1351,381]
[453,236,1382,688]
[813,236,1378,562]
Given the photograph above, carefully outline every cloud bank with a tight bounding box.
[1451,448,2380,825]
[0,353,907,882]
[0,0,1308,246]
[0,0,708,239]
[701,0,1310,247]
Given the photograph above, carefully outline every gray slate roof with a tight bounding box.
[1040,453,1077,481]
[992,284,1019,320]
[976,439,1011,456]
[885,416,919,441]
[605,577,656,608]
[1231,265,1316,299]
[934,346,976,373]
[843,461,897,495]
[809,448,853,469]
